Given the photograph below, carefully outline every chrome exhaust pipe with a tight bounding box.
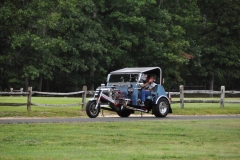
[124,105,148,113]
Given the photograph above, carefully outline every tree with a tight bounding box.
[198,0,240,90]
[1,0,239,92]
[97,0,192,90]
[1,0,107,91]
[1,0,69,91]
[160,0,204,89]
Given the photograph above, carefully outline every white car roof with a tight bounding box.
[110,67,161,74]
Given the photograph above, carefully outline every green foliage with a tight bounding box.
[0,0,239,91]
[197,0,240,87]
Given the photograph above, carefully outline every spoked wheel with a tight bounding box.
[86,101,100,118]
[117,109,132,117]
[153,98,170,117]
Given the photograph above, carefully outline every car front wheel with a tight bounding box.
[86,101,100,118]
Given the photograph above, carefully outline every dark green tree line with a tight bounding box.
[0,0,239,92]
[197,0,240,90]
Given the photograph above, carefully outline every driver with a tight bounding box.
[139,75,157,106]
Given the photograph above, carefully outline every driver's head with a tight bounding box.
[147,75,155,82]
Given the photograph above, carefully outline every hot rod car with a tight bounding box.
[86,67,172,118]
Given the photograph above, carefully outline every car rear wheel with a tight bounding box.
[153,98,169,117]
[86,101,100,118]
[117,109,132,117]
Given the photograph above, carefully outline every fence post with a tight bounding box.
[27,87,32,111]
[20,88,23,97]
[10,88,13,97]
[220,86,225,107]
[82,86,87,111]
[180,85,184,108]
[168,92,172,102]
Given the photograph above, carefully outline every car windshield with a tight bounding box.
[109,74,139,83]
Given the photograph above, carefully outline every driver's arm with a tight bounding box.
[139,81,150,89]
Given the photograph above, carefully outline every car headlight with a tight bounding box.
[127,87,134,96]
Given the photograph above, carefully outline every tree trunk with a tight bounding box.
[38,75,42,91]
[158,0,164,8]
[25,77,29,92]
[47,79,49,92]
[203,14,207,28]
[210,74,214,98]
[90,70,94,91]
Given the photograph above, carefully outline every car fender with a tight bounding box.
[155,95,170,104]
[88,99,97,102]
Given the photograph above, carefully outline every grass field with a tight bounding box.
[0,96,240,117]
[0,119,240,160]
[0,96,240,159]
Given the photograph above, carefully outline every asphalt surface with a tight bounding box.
[0,115,240,124]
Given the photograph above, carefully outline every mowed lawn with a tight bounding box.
[0,119,240,160]
[0,96,240,159]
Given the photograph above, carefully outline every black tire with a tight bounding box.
[153,97,170,117]
[86,101,100,118]
[117,109,131,117]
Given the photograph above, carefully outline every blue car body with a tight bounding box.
[86,67,172,118]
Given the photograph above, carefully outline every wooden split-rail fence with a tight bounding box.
[169,85,240,108]
[0,85,240,111]
[0,86,88,111]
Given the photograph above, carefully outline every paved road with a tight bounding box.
[0,115,240,124]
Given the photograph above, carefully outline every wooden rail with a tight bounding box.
[0,86,88,111]
[1,85,239,111]
[169,85,240,108]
